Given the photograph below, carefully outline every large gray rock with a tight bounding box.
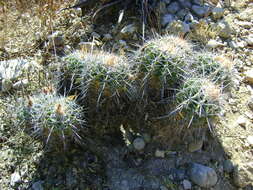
[178,0,192,9]
[188,163,218,188]
[233,162,253,187]
[192,5,210,17]
[167,2,181,14]
[161,14,175,27]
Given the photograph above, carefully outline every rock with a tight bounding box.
[164,0,171,4]
[161,14,175,27]
[178,0,192,9]
[10,172,21,186]
[167,2,180,14]
[211,7,224,20]
[177,9,189,20]
[223,160,234,173]
[206,39,224,48]
[215,20,232,39]
[188,139,203,152]
[118,40,127,47]
[237,21,252,29]
[32,181,44,190]
[192,0,204,5]
[120,24,138,39]
[236,116,247,127]
[244,69,253,84]
[0,59,37,80]
[245,35,253,46]
[184,12,194,22]
[154,149,165,158]
[229,40,246,49]
[245,111,253,120]
[182,179,192,189]
[91,32,101,39]
[233,162,253,187]
[166,20,190,35]
[1,79,12,92]
[191,5,210,17]
[170,168,186,181]
[246,136,253,146]
[188,163,218,188]
[160,185,168,190]
[13,79,29,90]
[103,33,113,41]
[48,31,64,47]
[133,137,145,151]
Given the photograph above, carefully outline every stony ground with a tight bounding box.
[0,0,253,190]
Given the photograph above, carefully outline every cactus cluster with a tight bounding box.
[10,35,233,150]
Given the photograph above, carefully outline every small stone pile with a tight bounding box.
[159,0,224,34]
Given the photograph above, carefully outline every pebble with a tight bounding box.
[13,79,29,90]
[103,33,113,41]
[206,39,224,48]
[236,116,247,127]
[10,172,21,186]
[182,179,192,189]
[133,137,145,151]
[178,0,192,9]
[32,181,44,190]
[120,24,137,38]
[167,2,180,14]
[191,5,210,17]
[1,79,12,92]
[223,160,234,173]
[162,14,175,27]
[244,69,253,84]
[211,7,224,20]
[155,149,165,158]
[246,136,253,146]
[189,163,218,188]
[216,20,232,39]
[245,35,253,46]
[160,185,168,190]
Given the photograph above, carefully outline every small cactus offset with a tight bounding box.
[134,35,193,101]
[175,77,222,120]
[190,52,234,86]
[16,92,85,150]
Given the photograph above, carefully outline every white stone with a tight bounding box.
[13,79,29,90]
[236,116,247,127]
[246,136,253,146]
[133,137,145,151]
[207,39,224,48]
[244,69,253,84]
[155,149,165,158]
[245,36,253,45]
[10,172,21,186]
[182,179,192,189]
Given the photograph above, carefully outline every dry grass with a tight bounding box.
[188,20,221,45]
[0,0,73,58]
